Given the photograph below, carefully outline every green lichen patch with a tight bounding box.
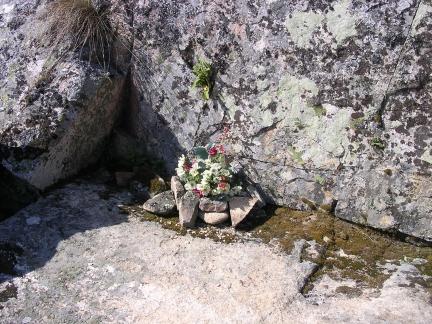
[313,105,327,117]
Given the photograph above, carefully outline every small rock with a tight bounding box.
[171,176,186,206]
[178,191,199,228]
[230,196,259,227]
[115,171,135,187]
[142,191,176,216]
[199,211,229,225]
[199,197,228,212]
[246,185,266,208]
[149,175,167,195]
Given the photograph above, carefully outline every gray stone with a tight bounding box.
[1,0,431,242]
[125,0,432,241]
[0,181,431,323]
[178,191,199,228]
[230,197,259,228]
[199,197,228,212]
[246,185,266,208]
[142,191,176,216]
[199,211,229,225]
[114,171,135,187]
[170,176,185,206]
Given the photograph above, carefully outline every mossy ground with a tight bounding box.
[120,203,432,294]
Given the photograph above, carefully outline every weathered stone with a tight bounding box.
[230,197,259,228]
[1,0,431,242]
[142,191,176,216]
[170,176,185,206]
[125,0,432,241]
[148,175,167,196]
[246,185,266,208]
[199,211,229,225]
[0,181,431,322]
[0,0,131,190]
[114,171,135,187]
[199,197,228,212]
[178,191,199,228]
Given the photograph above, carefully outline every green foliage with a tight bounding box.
[370,137,386,150]
[192,59,213,100]
[193,146,209,160]
[39,0,114,68]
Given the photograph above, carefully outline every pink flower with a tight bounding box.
[218,182,227,190]
[192,188,204,198]
[219,175,227,182]
[208,146,218,156]
[216,144,225,154]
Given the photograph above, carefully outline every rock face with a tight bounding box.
[126,0,432,241]
[0,0,130,190]
[0,0,431,241]
[142,190,176,216]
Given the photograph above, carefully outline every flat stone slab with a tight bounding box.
[178,191,199,228]
[199,197,228,212]
[230,196,259,227]
[0,182,430,323]
[199,211,229,225]
[142,190,176,216]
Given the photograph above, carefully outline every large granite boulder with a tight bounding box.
[0,0,131,190]
[125,0,432,241]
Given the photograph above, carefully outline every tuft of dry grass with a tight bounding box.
[39,0,114,68]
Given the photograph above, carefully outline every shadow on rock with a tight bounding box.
[0,180,130,284]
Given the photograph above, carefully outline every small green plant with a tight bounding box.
[38,0,114,68]
[192,59,213,100]
[370,137,386,150]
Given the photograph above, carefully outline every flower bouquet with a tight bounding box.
[175,143,242,198]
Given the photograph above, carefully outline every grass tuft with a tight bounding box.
[38,0,114,68]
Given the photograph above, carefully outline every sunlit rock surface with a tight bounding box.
[0,181,431,323]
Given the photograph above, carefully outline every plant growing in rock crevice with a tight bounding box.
[38,0,114,68]
[191,59,214,100]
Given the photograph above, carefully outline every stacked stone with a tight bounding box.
[142,176,265,228]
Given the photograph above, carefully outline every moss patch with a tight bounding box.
[122,203,432,292]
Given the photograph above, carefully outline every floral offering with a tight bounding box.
[176,143,242,198]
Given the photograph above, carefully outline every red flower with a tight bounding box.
[208,146,218,156]
[218,182,227,190]
[192,188,204,198]
[183,161,192,172]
